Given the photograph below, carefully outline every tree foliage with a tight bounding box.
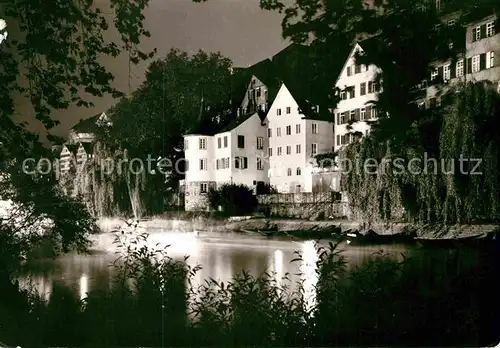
[0,0,151,276]
[207,184,258,216]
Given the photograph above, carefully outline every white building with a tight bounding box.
[333,39,382,153]
[183,112,269,211]
[267,83,335,193]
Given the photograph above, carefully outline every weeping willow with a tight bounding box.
[344,81,500,224]
[59,142,168,218]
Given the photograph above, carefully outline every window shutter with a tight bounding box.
[481,24,487,39]
[467,58,472,74]
[451,62,456,78]
[480,53,486,70]
[355,108,361,121]
[235,158,239,169]
[243,157,248,169]
[437,66,443,79]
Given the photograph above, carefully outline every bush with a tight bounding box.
[207,184,258,216]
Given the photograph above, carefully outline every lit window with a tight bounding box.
[199,158,207,170]
[311,143,318,155]
[199,138,207,150]
[474,26,481,41]
[443,64,451,81]
[257,158,263,170]
[472,55,480,73]
[448,19,456,26]
[456,59,464,77]
[487,51,495,69]
[431,69,438,81]
[257,136,264,150]
[487,22,495,37]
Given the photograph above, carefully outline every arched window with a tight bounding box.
[287,168,292,176]
[296,167,301,176]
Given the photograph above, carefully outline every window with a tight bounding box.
[487,22,495,37]
[257,158,263,170]
[286,146,291,155]
[336,135,340,146]
[199,158,207,170]
[434,24,441,32]
[234,157,248,169]
[312,123,318,134]
[340,112,346,124]
[286,106,291,114]
[217,137,221,148]
[268,128,272,137]
[448,19,456,26]
[277,108,282,116]
[349,86,355,99]
[184,139,188,150]
[449,42,454,50]
[311,143,318,155]
[287,168,292,176]
[474,26,481,41]
[371,107,377,119]
[277,127,282,137]
[199,138,207,150]
[224,136,228,148]
[472,55,480,73]
[361,64,367,72]
[487,51,495,69]
[237,135,245,148]
[347,66,352,76]
[360,82,366,96]
[295,185,301,193]
[185,160,189,171]
[296,124,301,133]
[361,107,366,121]
[296,167,301,175]
[286,125,291,135]
[443,64,451,81]
[296,144,301,153]
[200,183,208,194]
[456,59,464,77]
[435,0,440,10]
[350,110,356,121]
[277,146,282,156]
[268,147,272,157]
[340,90,347,100]
[431,69,438,81]
[257,136,264,150]
[355,64,361,74]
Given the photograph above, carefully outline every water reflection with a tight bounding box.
[301,241,318,311]
[20,229,413,304]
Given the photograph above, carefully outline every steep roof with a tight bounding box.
[283,82,332,122]
[217,110,267,134]
[71,113,101,133]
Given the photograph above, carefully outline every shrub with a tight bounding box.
[207,184,258,216]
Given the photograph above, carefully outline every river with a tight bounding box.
[19,225,440,305]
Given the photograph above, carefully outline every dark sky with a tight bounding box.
[19,0,288,141]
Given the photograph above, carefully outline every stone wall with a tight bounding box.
[257,192,348,219]
[184,181,216,211]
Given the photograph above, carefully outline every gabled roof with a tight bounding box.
[217,110,267,134]
[281,82,332,122]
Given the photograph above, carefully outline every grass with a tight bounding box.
[2,226,499,347]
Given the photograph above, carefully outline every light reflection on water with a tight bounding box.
[19,229,412,303]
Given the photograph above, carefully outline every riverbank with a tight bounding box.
[97,216,500,240]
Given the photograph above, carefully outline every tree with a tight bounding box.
[0,0,151,322]
[207,184,258,216]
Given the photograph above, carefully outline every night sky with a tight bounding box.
[16,0,288,141]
